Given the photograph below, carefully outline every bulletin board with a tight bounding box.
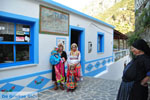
[40,5,69,36]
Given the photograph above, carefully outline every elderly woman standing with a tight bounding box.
[51,44,67,90]
[117,39,150,100]
[66,43,81,92]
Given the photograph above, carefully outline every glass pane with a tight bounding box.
[16,45,29,61]
[16,24,30,42]
[0,44,14,63]
[0,21,14,41]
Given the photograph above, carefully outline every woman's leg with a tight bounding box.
[54,82,58,90]
[60,82,64,90]
[52,65,58,90]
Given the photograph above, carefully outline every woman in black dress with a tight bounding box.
[117,39,150,100]
[52,44,67,90]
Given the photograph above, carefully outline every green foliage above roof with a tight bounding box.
[93,0,135,34]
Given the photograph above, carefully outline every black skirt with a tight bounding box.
[129,82,148,100]
[117,81,134,100]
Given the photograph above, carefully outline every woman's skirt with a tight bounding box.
[52,62,66,83]
[117,81,134,100]
[129,82,148,100]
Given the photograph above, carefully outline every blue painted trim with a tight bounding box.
[0,70,52,84]
[56,37,67,51]
[0,11,38,23]
[14,23,16,62]
[33,20,39,64]
[97,32,104,53]
[85,56,113,64]
[69,25,85,75]
[84,66,106,76]
[0,42,31,44]
[43,0,115,29]
[13,45,16,63]
[0,11,39,67]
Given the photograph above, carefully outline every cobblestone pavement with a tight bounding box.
[38,77,121,100]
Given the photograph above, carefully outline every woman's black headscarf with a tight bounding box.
[132,39,150,56]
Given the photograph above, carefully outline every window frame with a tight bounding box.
[97,32,104,53]
[0,11,39,68]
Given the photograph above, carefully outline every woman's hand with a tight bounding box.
[55,55,58,58]
[141,76,150,87]
[62,57,66,62]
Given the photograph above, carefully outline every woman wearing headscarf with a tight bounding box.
[117,39,150,100]
[66,43,81,92]
[50,44,67,90]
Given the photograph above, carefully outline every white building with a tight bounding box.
[0,0,114,95]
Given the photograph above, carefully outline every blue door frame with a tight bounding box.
[69,25,85,76]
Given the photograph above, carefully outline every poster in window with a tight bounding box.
[56,38,66,51]
[16,31,24,35]
[40,5,69,36]
[16,37,24,42]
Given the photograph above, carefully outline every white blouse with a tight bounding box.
[67,52,81,65]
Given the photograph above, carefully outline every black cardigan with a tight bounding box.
[123,54,150,82]
[60,51,67,61]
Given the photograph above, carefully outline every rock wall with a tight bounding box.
[135,0,150,99]
[135,0,150,45]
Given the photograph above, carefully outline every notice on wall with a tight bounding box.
[40,6,69,35]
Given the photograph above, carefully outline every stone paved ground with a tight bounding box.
[38,77,121,100]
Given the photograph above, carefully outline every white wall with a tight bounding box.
[0,0,113,80]
[69,13,113,61]
[97,55,131,80]
[0,0,39,18]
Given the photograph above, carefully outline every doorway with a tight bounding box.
[71,29,81,51]
[69,25,85,75]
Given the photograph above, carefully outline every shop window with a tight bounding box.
[0,11,39,68]
[97,32,104,53]
[0,21,32,67]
